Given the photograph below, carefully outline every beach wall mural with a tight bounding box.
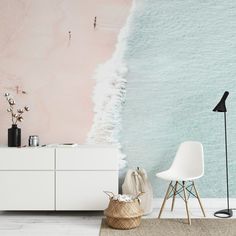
[1,0,236,198]
[0,0,132,145]
[120,0,236,197]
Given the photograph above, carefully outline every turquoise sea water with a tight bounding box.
[120,0,236,197]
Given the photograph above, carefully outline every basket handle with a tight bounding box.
[134,192,145,205]
[134,192,145,199]
[103,191,115,199]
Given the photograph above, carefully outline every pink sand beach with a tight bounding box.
[0,0,132,145]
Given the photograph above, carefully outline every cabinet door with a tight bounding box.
[56,171,118,210]
[0,148,54,170]
[56,147,118,171]
[0,171,54,210]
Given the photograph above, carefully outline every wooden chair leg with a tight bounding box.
[192,181,206,217]
[183,181,191,225]
[158,181,172,219]
[171,181,178,211]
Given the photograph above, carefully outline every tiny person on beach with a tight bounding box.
[68,31,72,41]
[94,16,97,29]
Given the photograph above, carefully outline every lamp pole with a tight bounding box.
[224,112,230,212]
[213,91,232,218]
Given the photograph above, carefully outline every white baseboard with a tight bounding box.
[147,198,236,218]
[153,198,236,209]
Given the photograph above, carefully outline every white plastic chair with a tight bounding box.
[156,141,205,225]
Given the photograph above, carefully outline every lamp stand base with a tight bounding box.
[214,209,233,218]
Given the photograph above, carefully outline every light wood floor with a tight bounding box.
[0,199,235,236]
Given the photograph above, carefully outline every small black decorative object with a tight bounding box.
[213,91,232,218]
[8,124,21,147]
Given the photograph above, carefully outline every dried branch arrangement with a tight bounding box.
[4,93,30,125]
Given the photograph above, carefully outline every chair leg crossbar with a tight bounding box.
[158,181,206,225]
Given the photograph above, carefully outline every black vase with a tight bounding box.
[8,124,21,147]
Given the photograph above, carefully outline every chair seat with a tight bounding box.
[156,169,202,181]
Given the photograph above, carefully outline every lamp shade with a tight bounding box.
[213,91,229,112]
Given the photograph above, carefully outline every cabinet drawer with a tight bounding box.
[56,147,118,170]
[56,171,118,210]
[0,148,54,170]
[0,171,54,210]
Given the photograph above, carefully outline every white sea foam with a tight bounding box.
[87,0,136,169]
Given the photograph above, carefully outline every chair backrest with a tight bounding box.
[170,141,204,178]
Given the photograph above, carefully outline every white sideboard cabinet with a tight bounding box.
[0,146,119,211]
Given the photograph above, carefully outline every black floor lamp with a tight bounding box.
[213,91,232,218]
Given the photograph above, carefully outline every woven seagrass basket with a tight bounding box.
[104,192,143,230]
